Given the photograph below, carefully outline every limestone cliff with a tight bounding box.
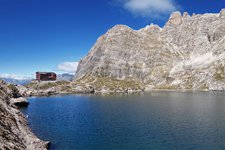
[74,9,225,91]
[0,80,49,149]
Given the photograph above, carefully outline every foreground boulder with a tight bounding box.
[10,97,29,107]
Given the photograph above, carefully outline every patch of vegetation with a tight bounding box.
[7,84,21,98]
[214,73,225,81]
[60,85,72,92]
[184,76,194,89]
[7,84,16,90]
[160,50,173,58]
[26,80,71,90]
[26,82,36,88]
[0,89,5,97]
[73,75,144,91]
[213,64,225,81]
[200,83,209,90]
[56,80,70,85]
[38,82,58,90]
[94,78,142,91]
[155,84,178,90]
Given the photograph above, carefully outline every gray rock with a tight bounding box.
[57,73,75,81]
[74,9,225,91]
[219,8,225,17]
[0,80,49,149]
[183,12,190,18]
[166,11,182,27]
[10,97,29,107]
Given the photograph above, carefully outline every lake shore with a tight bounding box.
[21,92,225,150]
[0,80,50,150]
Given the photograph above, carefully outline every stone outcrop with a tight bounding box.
[25,80,85,95]
[10,97,29,107]
[0,80,49,149]
[219,8,225,17]
[166,11,182,27]
[74,9,225,91]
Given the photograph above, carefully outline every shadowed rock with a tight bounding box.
[10,97,29,107]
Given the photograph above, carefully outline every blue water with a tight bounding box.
[21,92,225,150]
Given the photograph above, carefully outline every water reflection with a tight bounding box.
[21,92,225,150]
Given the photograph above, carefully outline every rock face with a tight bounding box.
[0,80,49,149]
[10,97,29,107]
[57,73,75,81]
[26,80,77,95]
[75,9,225,91]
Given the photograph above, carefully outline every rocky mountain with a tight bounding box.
[74,9,225,91]
[0,80,49,149]
[57,73,75,81]
[0,77,32,86]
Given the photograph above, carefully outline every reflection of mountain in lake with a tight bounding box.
[21,92,225,150]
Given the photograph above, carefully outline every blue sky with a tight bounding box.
[0,0,225,79]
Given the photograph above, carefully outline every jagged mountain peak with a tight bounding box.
[74,9,225,91]
[219,8,225,17]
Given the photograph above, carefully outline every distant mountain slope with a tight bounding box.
[57,73,74,81]
[0,78,32,85]
[0,73,74,85]
[74,9,225,91]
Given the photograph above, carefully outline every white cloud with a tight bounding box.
[0,74,32,80]
[120,0,178,18]
[57,61,79,73]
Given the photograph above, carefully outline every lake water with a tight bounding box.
[21,92,225,150]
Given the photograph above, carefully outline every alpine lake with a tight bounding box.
[20,91,225,150]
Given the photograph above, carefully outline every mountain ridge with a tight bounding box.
[73,9,225,92]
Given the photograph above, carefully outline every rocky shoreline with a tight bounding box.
[22,80,213,98]
[24,79,145,96]
[23,80,214,97]
[0,79,145,149]
[0,80,50,150]
[0,75,222,149]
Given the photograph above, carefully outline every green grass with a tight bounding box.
[155,85,178,90]
[214,64,225,81]
[0,90,5,97]
[27,81,71,90]
[73,75,144,91]
[200,83,209,90]
[26,82,36,88]
[7,84,16,90]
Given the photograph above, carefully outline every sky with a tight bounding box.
[0,0,225,79]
